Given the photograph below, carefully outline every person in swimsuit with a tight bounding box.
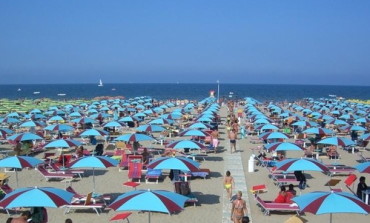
[211,129,219,153]
[229,129,237,153]
[224,170,235,200]
[231,191,247,223]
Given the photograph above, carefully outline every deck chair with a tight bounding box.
[64,192,105,215]
[250,184,268,194]
[128,162,143,182]
[0,184,13,194]
[254,195,300,216]
[190,168,210,179]
[118,153,129,172]
[173,181,198,206]
[43,152,56,164]
[145,168,162,184]
[344,174,357,195]
[325,164,356,177]
[358,152,370,162]
[66,186,111,204]
[48,162,84,178]
[36,165,75,182]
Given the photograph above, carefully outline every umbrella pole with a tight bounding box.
[93,168,96,193]
[16,169,19,188]
[330,213,332,223]
[148,211,151,223]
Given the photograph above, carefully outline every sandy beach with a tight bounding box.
[0,101,369,223]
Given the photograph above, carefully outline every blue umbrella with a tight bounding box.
[258,132,289,140]
[67,156,119,192]
[103,121,124,128]
[167,140,206,150]
[19,121,45,128]
[44,139,82,148]
[292,191,370,223]
[264,142,304,152]
[274,158,329,172]
[7,133,43,142]
[44,124,74,132]
[136,124,166,132]
[0,156,43,187]
[303,127,334,135]
[109,189,188,223]
[179,129,210,137]
[187,122,212,129]
[0,128,14,138]
[115,133,154,142]
[149,118,174,125]
[317,137,356,147]
[79,129,109,137]
[354,162,370,174]
[147,156,200,172]
[359,133,370,141]
[0,186,73,208]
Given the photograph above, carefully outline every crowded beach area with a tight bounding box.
[0,94,370,223]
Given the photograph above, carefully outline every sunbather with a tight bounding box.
[274,186,287,203]
[224,170,235,200]
[231,191,247,223]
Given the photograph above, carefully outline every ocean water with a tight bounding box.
[0,84,369,102]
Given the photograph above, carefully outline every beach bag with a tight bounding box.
[180,182,191,195]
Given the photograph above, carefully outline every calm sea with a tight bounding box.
[0,84,369,102]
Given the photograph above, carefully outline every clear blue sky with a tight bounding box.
[1,0,370,85]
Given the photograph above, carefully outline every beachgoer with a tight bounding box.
[11,211,31,223]
[75,146,84,158]
[357,176,369,200]
[229,129,237,153]
[274,185,287,203]
[286,184,297,203]
[31,207,47,223]
[294,171,307,189]
[13,140,22,156]
[211,129,219,153]
[224,170,235,200]
[231,191,247,223]
[94,143,104,156]
[141,147,150,164]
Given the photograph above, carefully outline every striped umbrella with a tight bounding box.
[275,158,329,172]
[115,133,154,142]
[147,156,200,172]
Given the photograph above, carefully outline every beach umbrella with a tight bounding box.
[79,129,109,137]
[147,156,200,172]
[359,133,370,141]
[303,127,334,135]
[166,140,206,150]
[48,115,65,122]
[103,121,124,128]
[71,117,96,124]
[0,156,43,187]
[44,139,82,148]
[109,189,188,223]
[19,121,45,128]
[291,121,318,128]
[0,128,14,138]
[44,124,74,132]
[355,162,370,174]
[115,133,154,142]
[7,132,43,142]
[0,186,74,208]
[149,118,174,125]
[119,116,140,122]
[136,124,166,132]
[187,122,212,129]
[327,119,348,126]
[292,191,370,223]
[317,137,356,147]
[258,132,289,140]
[179,129,210,137]
[67,156,119,192]
[274,158,329,172]
[1,117,20,124]
[255,124,279,131]
[264,142,304,152]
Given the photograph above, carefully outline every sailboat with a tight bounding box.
[98,79,103,87]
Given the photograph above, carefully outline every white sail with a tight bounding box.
[98,79,103,87]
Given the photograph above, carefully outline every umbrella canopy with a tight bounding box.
[7,132,43,142]
[0,156,44,187]
[136,124,166,132]
[303,127,334,135]
[359,133,370,141]
[19,121,45,128]
[0,128,14,138]
[292,191,370,223]
[264,142,304,152]
[317,137,356,147]
[274,158,329,172]
[67,156,119,192]
[187,122,212,129]
[149,118,174,125]
[355,162,370,173]
[109,189,188,223]
[0,186,73,208]
[179,129,210,137]
[44,124,74,132]
[167,140,206,150]
[291,121,318,128]
[147,157,200,172]
[79,129,109,137]
[115,133,154,142]
[258,132,289,140]
[44,139,82,148]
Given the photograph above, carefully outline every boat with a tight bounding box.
[111,88,116,91]
[57,93,66,96]
[98,79,103,87]
[17,88,21,92]
[33,91,40,94]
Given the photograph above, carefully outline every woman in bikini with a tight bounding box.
[231,191,247,223]
[224,170,235,200]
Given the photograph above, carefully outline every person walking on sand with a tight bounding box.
[231,191,248,223]
[224,170,235,200]
[229,129,237,153]
[211,128,219,153]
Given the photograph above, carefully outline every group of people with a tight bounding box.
[274,185,297,203]
[6,207,48,223]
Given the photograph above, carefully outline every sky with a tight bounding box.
[0,0,370,85]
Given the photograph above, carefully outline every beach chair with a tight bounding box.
[110,212,132,222]
[118,153,129,172]
[0,184,13,194]
[357,152,370,162]
[250,184,268,194]
[344,174,357,195]
[64,192,105,215]
[325,164,356,177]
[254,195,300,216]
[128,162,143,182]
[190,168,210,180]
[145,168,162,184]
[173,181,198,206]
[36,165,75,182]
[66,186,111,204]
[271,174,300,187]
[48,162,84,179]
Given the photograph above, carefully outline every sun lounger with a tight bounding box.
[66,186,111,204]
[145,168,162,184]
[325,164,356,177]
[36,165,75,182]
[344,174,357,195]
[190,168,210,179]
[271,174,300,187]
[0,184,13,194]
[128,162,143,182]
[64,192,105,215]
[48,162,84,178]
[358,152,370,162]
[254,195,300,216]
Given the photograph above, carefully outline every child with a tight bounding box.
[224,170,235,200]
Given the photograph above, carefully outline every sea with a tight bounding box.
[0,84,369,102]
